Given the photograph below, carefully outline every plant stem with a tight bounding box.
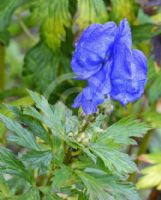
[147,188,158,200]
[78,115,96,133]
[0,87,27,100]
[0,43,5,91]
[137,131,154,164]
[129,130,153,182]
[17,15,37,42]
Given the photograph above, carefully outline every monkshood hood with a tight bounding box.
[71,18,147,114]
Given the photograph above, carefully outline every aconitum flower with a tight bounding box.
[72,87,104,114]
[71,18,147,114]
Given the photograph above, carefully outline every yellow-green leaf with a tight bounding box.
[74,0,108,31]
[110,0,136,23]
[137,153,161,190]
[30,0,71,50]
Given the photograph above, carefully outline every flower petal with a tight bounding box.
[71,48,103,79]
[71,22,117,80]
[116,18,132,49]
[111,45,147,105]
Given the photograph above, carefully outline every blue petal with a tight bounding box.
[111,45,147,105]
[82,101,97,115]
[93,93,104,105]
[81,22,117,59]
[72,92,83,108]
[111,43,132,80]
[76,24,101,48]
[116,18,132,49]
[81,92,104,114]
[71,47,103,79]
[71,21,117,80]
[88,59,112,95]
[83,87,93,100]
[72,87,104,114]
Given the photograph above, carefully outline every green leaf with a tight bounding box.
[52,166,73,189]
[78,194,88,200]
[28,90,65,136]
[98,175,141,200]
[6,105,51,143]
[27,90,67,162]
[26,90,80,156]
[22,116,52,145]
[0,31,10,45]
[74,0,108,31]
[132,24,161,43]
[148,71,161,103]
[0,147,33,184]
[23,41,60,92]
[42,0,71,50]
[77,170,141,200]
[23,106,42,122]
[90,143,136,175]
[143,153,161,163]
[76,170,113,200]
[137,153,161,190]
[21,150,53,169]
[30,0,71,50]
[10,106,53,146]
[110,0,135,23]
[0,173,10,198]
[16,188,40,200]
[97,117,149,146]
[0,0,25,44]
[0,95,34,140]
[43,193,61,200]
[74,159,140,200]
[142,111,161,128]
[0,114,39,150]
[40,187,61,200]
[108,180,141,200]
[65,109,79,134]
[137,8,153,24]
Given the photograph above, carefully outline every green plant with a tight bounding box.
[0,90,149,199]
[0,0,161,199]
[137,153,161,190]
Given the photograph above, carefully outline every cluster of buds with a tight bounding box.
[99,99,114,115]
[68,100,114,147]
[68,131,90,147]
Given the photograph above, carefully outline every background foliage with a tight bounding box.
[0,0,161,199]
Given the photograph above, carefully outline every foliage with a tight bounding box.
[0,0,25,44]
[137,153,161,190]
[0,91,149,199]
[74,0,108,31]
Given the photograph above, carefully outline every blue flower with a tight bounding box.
[71,22,117,79]
[71,18,147,114]
[72,87,104,115]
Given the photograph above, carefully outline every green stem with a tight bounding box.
[78,115,96,133]
[137,131,154,163]
[0,87,27,100]
[16,14,37,42]
[0,44,5,90]
[129,130,153,182]
[8,17,36,37]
